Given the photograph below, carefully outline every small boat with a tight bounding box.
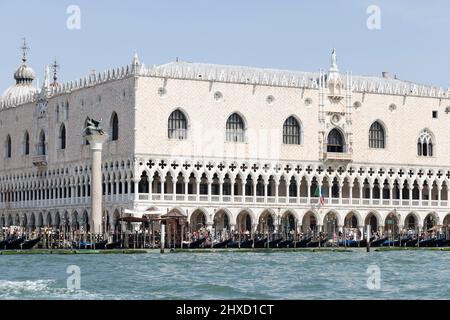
[370,237,388,247]
[188,237,206,249]
[105,241,122,249]
[92,240,108,249]
[404,238,419,247]
[418,238,437,247]
[268,238,283,248]
[382,239,400,247]
[20,237,41,249]
[5,237,25,250]
[213,239,232,249]
[306,239,327,248]
[239,239,254,248]
[297,237,312,248]
[226,241,240,248]
[278,240,294,248]
[0,239,9,250]
[436,238,450,247]
[340,239,367,247]
[253,238,269,248]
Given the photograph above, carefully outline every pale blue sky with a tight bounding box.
[0,0,449,91]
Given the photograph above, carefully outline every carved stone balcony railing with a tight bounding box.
[323,152,353,161]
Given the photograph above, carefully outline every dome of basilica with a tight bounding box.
[1,39,39,103]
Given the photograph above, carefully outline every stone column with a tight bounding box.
[409,187,413,206]
[389,186,393,205]
[264,181,268,204]
[438,186,442,205]
[86,133,108,236]
[275,179,279,203]
[219,179,223,202]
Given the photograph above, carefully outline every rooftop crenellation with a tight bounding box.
[1,51,450,111]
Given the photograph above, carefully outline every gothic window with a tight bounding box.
[65,101,69,120]
[38,130,46,155]
[111,112,119,141]
[138,171,149,193]
[417,129,433,157]
[5,135,11,158]
[327,128,344,153]
[84,118,90,145]
[369,121,385,148]
[168,109,188,140]
[59,124,66,150]
[283,116,301,145]
[226,113,246,142]
[23,131,30,155]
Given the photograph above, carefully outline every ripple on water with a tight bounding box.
[0,251,450,300]
[0,279,101,300]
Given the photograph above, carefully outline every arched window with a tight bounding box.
[59,124,66,150]
[84,118,90,145]
[417,129,433,157]
[283,116,301,145]
[23,131,30,155]
[327,128,344,153]
[168,109,188,140]
[226,113,246,142]
[5,135,11,158]
[369,121,385,148]
[111,112,119,141]
[38,130,46,155]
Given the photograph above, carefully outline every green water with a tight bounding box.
[0,250,448,299]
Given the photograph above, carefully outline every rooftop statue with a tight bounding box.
[83,117,105,136]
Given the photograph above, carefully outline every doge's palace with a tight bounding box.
[1,40,450,239]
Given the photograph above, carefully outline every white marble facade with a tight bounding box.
[1,46,450,235]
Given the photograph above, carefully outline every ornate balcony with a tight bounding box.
[32,155,48,167]
[323,151,352,161]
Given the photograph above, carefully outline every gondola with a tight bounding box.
[436,238,450,247]
[382,239,400,247]
[278,239,294,248]
[340,239,367,247]
[268,238,283,248]
[418,238,437,247]
[296,237,312,248]
[253,238,269,248]
[370,237,388,247]
[213,239,232,249]
[0,239,9,250]
[20,237,41,250]
[105,241,122,249]
[306,238,327,248]
[92,240,108,249]
[188,237,206,249]
[404,238,419,247]
[5,236,25,250]
[239,239,254,248]
[226,241,240,248]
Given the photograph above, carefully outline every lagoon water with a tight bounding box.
[0,250,449,300]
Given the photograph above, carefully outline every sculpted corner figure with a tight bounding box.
[83,117,105,136]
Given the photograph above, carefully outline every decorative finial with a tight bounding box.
[51,57,60,85]
[329,48,339,74]
[20,37,30,63]
[43,65,50,88]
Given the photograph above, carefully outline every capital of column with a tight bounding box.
[86,133,109,151]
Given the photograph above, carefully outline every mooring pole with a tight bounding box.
[366,225,371,252]
[160,223,165,254]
